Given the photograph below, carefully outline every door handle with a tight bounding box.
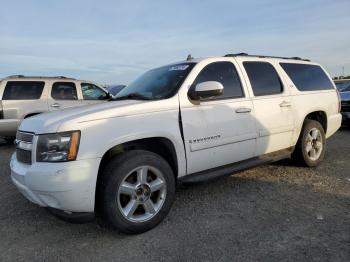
[279,101,292,107]
[50,103,61,108]
[235,107,252,113]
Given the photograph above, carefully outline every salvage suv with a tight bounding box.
[0,75,110,141]
[10,54,341,234]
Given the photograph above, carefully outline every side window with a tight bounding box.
[51,82,78,100]
[81,83,108,100]
[243,62,283,96]
[280,63,334,91]
[3,81,44,100]
[193,61,244,100]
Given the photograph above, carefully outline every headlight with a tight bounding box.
[36,131,80,162]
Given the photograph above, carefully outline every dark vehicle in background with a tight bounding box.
[106,85,126,96]
[334,79,350,124]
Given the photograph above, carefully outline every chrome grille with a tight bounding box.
[16,131,34,165]
[16,148,32,164]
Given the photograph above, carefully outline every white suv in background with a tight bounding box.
[10,54,342,234]
[0,76,110,140]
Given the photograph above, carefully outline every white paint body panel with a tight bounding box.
[10,56,342,213]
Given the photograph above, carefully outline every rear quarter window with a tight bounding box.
[2,81,45,100]
[280,63,334,91]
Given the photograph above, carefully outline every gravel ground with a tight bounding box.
[0,129,349,262]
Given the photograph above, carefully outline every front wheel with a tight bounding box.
[98,150,176,234]
[292,119,326,167]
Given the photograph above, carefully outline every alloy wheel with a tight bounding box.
[305,127,323,161]
[117,165,167,223]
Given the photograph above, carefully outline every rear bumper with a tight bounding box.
[326,113,342,138]
[10,154,101,212]
[0,119,20,136]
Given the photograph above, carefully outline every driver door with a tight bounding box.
[180,61,257,174]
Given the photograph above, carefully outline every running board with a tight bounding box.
[179,148,293,184]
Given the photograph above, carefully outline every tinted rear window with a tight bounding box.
[243,62,283,96]
[280,63,334,91]
[2,81,45,100]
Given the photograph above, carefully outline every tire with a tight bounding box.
[98,150,176,234]
[292,119,326,167]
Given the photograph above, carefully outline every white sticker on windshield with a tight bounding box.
[169,65,189,71]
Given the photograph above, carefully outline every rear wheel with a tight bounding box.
[98,150,176,234]
[292,119,325,167]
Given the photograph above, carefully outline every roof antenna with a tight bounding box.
[187,54,193,61]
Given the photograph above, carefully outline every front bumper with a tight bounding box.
[0,119,20,136]
[10,154,101,212]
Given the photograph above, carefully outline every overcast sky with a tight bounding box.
[1,0,349,85]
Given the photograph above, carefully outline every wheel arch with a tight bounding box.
[99,136,178,174]
[303,110,328,133]
[24,112,43,119]
[95,136,181,211]
[294,110,328,145]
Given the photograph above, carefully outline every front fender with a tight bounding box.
[75,110,187,177]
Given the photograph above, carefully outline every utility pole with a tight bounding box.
[342,66,345,77]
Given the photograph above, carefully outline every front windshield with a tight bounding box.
[335,81,350,92]
[116,63,196,100]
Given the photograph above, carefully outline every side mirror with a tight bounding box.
[188,81,224,100]
[104,92,113,100]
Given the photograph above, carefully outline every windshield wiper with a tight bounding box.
[112,92,152,101]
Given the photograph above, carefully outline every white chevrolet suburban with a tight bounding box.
[10,54,342,234]
[0,76,110,140]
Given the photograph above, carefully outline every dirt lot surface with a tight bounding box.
[0,129,349,262]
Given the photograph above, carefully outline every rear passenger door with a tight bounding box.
[240,60,295,155]
[48,81,82,111]
[180,61,257,174]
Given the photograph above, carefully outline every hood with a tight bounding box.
[19,99,177,134]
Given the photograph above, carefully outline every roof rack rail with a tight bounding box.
[4,75,76,80]
[224,52,248,57]
[54,76,70,79]
[224,53,310,62]
[6,75,25,78]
